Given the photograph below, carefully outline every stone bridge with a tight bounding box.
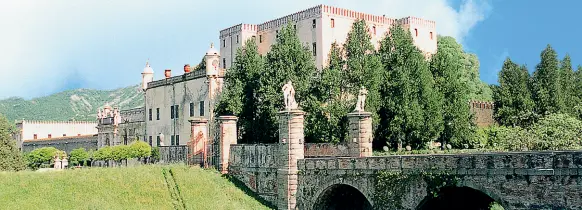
[201,109,582,209]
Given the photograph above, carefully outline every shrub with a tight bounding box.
[25,147,64,170]
[111,145,131,162]
[69,148,89,166]
[527,113,582,150]
[129,140,151,160]
[151,147,160,163]
[93,146,113,161]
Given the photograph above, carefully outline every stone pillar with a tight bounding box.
[347,111,373,157]
[54,156,62,170]
[189,118,208,167]
[217,116,238,174]
[277,110,305,210]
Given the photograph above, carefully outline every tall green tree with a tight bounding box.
[377,24,443,150]
[430,36,473,148]
[0,114,25,171]
[256,23,317,143]
[305,43,350,143]
[343,20,383,117]
[215,39,264,143]
[436,36,492,101]
[493,58,535,127]
[560,54,577,114]
[532,45,564,115]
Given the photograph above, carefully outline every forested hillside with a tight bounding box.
[0,85,143,122]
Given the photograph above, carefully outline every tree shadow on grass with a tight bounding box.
[222,174,276,209]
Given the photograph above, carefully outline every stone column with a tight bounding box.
[277,110,305,210]
[217,116,238,174]
[54,156,62,170]
[189,118,208,167]
[347,111,373,157]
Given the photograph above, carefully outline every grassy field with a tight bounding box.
[0,165,271,210]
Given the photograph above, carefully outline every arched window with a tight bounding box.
[415,28,418,37]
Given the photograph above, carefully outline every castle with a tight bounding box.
[219,4,437,69]
[17,5,494,157]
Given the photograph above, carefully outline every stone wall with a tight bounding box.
[229,144,279,205]
[304,143,350,158]
[159,145,188,164]
[297,151,582,210]
[22,135,98,154]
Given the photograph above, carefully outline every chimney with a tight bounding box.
[164,69,171,78]
[184,64,191,73]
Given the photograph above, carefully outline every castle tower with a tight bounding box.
[141,60,154,91]
[205,43,220,78]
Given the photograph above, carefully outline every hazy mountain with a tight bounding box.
[0,85,144,122]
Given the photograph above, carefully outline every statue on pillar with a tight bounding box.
[354,86,368,112]
[282,81,298,111]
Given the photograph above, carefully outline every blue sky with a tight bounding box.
[0,0,580,99]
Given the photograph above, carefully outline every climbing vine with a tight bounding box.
[373,170,462,209]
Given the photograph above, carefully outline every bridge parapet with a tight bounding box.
[297,151,582,210]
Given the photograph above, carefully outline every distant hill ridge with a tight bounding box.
[0,85,144,122]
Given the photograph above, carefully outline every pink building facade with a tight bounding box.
[219,5,437,69]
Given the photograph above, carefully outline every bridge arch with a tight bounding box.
[312,179,373,210]
[415,180,507,210]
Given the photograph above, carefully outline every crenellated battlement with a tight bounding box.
[323,5,395,25]
[17,120,97,125]
[397,16,436,29]
[219,24,258,39]
[258,5,322,31]
[469,100,495,109]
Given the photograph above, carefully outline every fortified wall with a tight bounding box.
[470,100,495,127]
[22,134,98,154]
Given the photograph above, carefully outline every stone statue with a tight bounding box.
[354,86,368,112]
[282,81,298,110]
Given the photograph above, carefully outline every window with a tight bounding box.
[223,39,226,47]
[149,136,152,146]
[175,135,180,145]
[414,28,418,37]
[148,108,152,121]
[156,108,160,120]
[171,135,175,146]
[372,26,376,35]
[48,134,52,138]
[170,105,175,119]
[331,18,335,28]
[312,42,317,56]
[236,35,239,44]
[33,134,37,139]
[259,35,262,43]
[276,30,279,38]
[430,32,433,40]
[174,105,179,119]
[312,19,316,28]
[293,25,296,30]
[156,136,161,146]
[63,134,66,137]
[223,58,226,69]
[190,103,194,117]
[199,101,205,116]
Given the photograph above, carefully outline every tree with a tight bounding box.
[93,146,113,162]
[111,145,131,164]
[493,58,535,127]
[343,20,382,118]
[0,114,25,171]
[560,54,578,114]
[129,140,152,160]
[215,39,264,143]
[256,23,317,143]
[532,45,564,115]
[69,148,89,166]
[306,43,350,143]
[430,36,473,148]
[436,36,492,101]
[377,24,443,150]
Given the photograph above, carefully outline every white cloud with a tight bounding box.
[0,0,491,99]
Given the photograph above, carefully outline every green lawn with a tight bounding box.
[0,165,271,210]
